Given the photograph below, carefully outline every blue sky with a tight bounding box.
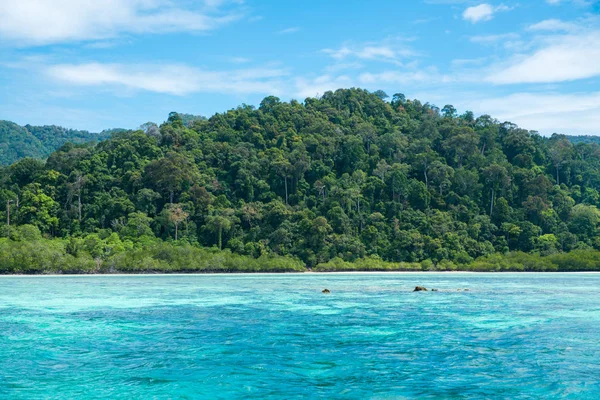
[0,0,599,134]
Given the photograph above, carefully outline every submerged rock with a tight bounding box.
[322,289,331,294]
[413,286,428,292]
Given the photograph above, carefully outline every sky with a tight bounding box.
[0,0,599,135]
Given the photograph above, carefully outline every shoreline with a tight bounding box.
[2,271,600,277]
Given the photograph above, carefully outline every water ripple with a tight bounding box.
[0,273,599,399]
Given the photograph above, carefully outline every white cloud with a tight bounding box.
[527,19,578,31]
[277,27,300,34]
[463,4,494,22]
[546,0,597,6]
[470,33,520,43]
[463,4,511,23]
[322,39,417,65]
[0,0,243,45]
[324,45,396,60]
[487,31,600,84]
[412,90,600,134]
[451,57,488,66]
[46,63,288,96]
[294,75,354,99]
[230,57,251,64]
[473,91,600,134]
[359,69,447,85]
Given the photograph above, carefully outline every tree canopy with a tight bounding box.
[0,121,111,165]
[3,88,600,271]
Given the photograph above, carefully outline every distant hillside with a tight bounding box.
[566,135,600,145]
[0,121,111,165]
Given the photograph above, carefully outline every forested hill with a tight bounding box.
[0,121,112,165]
[3,88,600,269]
[566,135,600,146]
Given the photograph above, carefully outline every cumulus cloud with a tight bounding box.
[474,91,600,134]
[0,0,243,45]
[46,63,288,96]
[463,4,511,23]
[411,90,600,135]
[487,31,600,84]
[527,19,578,31]
[322,39,418,65]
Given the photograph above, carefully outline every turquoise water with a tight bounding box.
[0,274,599,399]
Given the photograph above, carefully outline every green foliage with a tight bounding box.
[314,256,422,272]
[0,236,304,274]
[0,121,110,165]
[3,88,600,272]
[107,244,305,273]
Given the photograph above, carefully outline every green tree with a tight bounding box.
[19,183,59,235]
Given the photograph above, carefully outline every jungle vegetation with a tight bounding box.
[0,121,112,165]
[2,88,600,273]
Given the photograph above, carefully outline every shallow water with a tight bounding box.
[0,273,599,399]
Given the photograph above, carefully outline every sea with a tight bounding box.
[0,273,598,399]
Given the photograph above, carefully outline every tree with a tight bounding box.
[68,171,85,222]
[443,130,479,167]
[167,204,189,241]
[549,136,573,185]
[569,204,600,238]
[441,105,457,118]
[373,90,389,100]
[391,93,406,108]
[120,212,154,240]
[140,122,161,139]
[10,158,45,187]
[206,208,237,250]
[428,161,454,196]
[413,148,436,189]
[19,183,59,235]
[483,164,510,216]
[373,160,391,183]
[144,152,198,204]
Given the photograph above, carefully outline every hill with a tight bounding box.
[0,121,111,165]
[2,88,600,272]
[566,135,600,145]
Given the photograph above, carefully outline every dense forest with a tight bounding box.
[2,88,600,273]
[566,135,600,146]
[0,121,113,165]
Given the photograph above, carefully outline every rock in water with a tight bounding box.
[431,289,439,292]
[322,289,331,294]
[413,286,428,292]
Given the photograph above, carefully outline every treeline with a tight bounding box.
[315,250,600,272]
[3,88,600,271]
[0,225,304,274]
[1,225,598,274]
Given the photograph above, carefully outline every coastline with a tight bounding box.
[2,271,600,277]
